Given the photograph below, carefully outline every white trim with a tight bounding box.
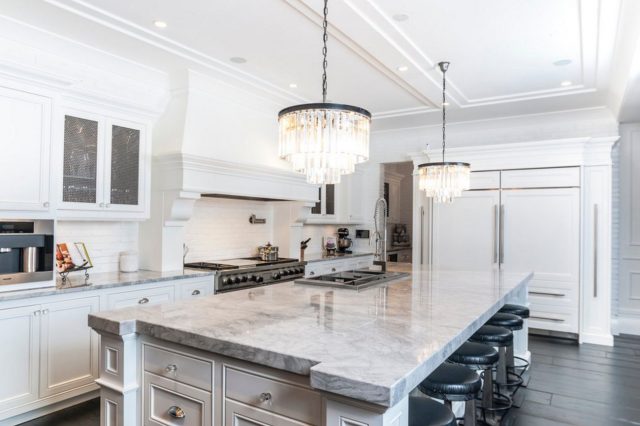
[579,332,615,346]
[613,315,640,336]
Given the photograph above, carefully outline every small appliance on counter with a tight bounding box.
[337,228,352,254]
[324,236,337,256]
[0,220,55,291]
[184,256,305,293]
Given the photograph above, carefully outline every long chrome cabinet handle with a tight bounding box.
[420,206,424,265]
[529,291,566,297]
[593,204,598,298]
[530,316,565,323]
[493,205,499,264]
[499,205,505,265]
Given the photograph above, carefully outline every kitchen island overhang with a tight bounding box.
[89,264,532,425]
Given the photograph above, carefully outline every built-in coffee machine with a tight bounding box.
[0,220,55,291]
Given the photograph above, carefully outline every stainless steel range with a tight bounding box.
[295,270,408,291]
[184,257,305,293]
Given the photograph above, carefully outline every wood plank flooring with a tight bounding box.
[18,335,640,426]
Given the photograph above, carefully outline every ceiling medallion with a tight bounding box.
[278,0,371,185]
[417,62,470,203]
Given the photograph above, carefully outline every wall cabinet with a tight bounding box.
[0,86,52,213]
[58,110,149,219]
[306,172,366,225]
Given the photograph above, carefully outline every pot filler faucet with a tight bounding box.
[373,197,387,272]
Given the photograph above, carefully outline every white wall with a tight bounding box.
[56,221,138,273]
[184,197,274,261]
[615,123,640,335]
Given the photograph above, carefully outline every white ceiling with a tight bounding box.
[0,0,633,129]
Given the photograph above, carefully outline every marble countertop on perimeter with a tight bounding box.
[303,251,374,263]
[0,269,215,302]
[88,264,532,407]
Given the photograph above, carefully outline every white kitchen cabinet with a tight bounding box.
[304,255,374,278]
[58,109,149,219]
[39,296,100,398]
[306,184,336,223]
[0,305,40,415]
[305,173,366,225]
[107,285,174,309]
[432,190,500,271]
[0,86,52,212]
[501,188,580,333]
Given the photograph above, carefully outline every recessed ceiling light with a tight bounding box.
[289,83,297,88]
[397,65,409,72]
[561,80,572,87]
[553,59,572,66]
[392,14,409,22]
[441,102,450,107]
[230,57,247,64]
[153,20,167,28]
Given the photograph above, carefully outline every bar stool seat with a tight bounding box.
[419,363,482,400]
[487,312,523,331]
[448,342,499,368]
[469,325,513,346]
[499,304,530,318]
[409,396,457,426]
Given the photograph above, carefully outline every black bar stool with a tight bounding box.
[448,342,500,419]
[486,312,524,387]
[409,396,457,426]
[469,325,513,390]
[499,304,531,375]
[418,363,482,426]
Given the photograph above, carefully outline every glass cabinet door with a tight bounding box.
[62,116,99,204]
[109,124,140,206]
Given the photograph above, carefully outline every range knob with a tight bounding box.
[233,276,242,284]
[281,269,289,276]
[221,277,231,286]
[287,269,295,275]
[249,275,258,282]
[272,272,281,280]
[256,276,264,283]
[241,275,248,282]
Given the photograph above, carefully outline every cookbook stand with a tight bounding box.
[58,265,93,284]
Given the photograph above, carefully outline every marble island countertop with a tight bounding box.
[0,269,215,302]
[88,264,532,407]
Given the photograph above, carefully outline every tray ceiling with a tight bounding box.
[0,0,626,129]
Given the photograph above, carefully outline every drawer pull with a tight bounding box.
[191,289,201,296]
[331,268,336,272]
[259,392,272,403]
[529,291,565,297]
[165,364,177,373]
[138,297,149,304]
[309,271,315,276]
[168,405,186,419]
[530,315,565,323]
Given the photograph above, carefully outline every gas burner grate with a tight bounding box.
[184,262,239,271]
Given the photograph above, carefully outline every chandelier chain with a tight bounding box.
[441,63,447,162]
[322,0,329,103]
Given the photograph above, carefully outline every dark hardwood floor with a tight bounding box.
[18,335,640,426]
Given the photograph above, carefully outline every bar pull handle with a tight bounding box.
[493,205,499,264]
[593,204,598,298]
[530,315,565,323]
[499,205,505,265]
[529,291,566,297]
[420,206,424,265]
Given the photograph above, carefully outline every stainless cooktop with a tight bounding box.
[294,270,408,290]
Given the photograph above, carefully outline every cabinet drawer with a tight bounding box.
[469,171,500,190]
[225,399,311,426]
[179,279,213,299]
[501,167,580,189]
[144,372,211,426]
[144,345,213,392]
[224,367,322,425]
[107,286,174,309]
[528,304,578,333]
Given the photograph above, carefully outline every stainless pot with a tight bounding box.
[258,243,279,261]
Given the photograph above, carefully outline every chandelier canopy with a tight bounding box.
[278,0,371,185]
[417,62,470,203]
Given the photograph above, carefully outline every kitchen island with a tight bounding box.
[89,264,532,425]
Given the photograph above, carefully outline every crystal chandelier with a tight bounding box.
[278,0,371,185]
[418,62,470,203]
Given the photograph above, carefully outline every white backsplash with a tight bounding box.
[56,221,139,273]
[184,197,274,262]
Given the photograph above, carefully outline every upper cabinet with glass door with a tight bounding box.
[58,111,149,219]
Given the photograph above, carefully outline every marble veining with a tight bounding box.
[88,264,532,407]
[303,252,374,263]
[0,269,215,302]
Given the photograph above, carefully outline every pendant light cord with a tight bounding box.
[440,61,448,163]
[322,0,329,103]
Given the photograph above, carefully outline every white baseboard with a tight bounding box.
[579,332,615,346]
[612,316,640,336]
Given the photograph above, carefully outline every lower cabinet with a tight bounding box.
[39,296,100,398]
[0,305,40,414]
[144,372,212,426]
[225,399,308,426]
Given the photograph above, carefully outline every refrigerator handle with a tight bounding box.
[593,204,598,298]
[499,204,505,265]
[493,204,499,264]
[420,206,424,265]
